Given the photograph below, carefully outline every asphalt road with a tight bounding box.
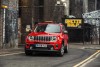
[0,48,96,67]
[84,53,100,67]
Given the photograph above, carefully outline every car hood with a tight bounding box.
[28,32,61,36]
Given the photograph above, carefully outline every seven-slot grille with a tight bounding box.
[33,36,52,42]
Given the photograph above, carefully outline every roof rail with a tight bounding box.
[38,21,55,24]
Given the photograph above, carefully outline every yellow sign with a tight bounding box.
[65,19,82,27]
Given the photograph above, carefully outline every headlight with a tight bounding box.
[50,36,57,42]
[28,36,34,40]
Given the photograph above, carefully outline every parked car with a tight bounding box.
[25,22,69,56]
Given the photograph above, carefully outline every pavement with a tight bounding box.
[0,47,24,55]
[0,43,100,55]
[69,43,100,50]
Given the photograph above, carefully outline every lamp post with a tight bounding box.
[1,5,8,48]
[83,0,88,13]
[61,0,69,16]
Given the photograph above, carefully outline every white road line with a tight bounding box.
[0,52,24,57]
[73,50,100,67]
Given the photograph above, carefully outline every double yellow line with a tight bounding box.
[73,50,100,67]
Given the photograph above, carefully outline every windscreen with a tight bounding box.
[34,24,61,33]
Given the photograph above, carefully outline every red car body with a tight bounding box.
[25,22,69,56]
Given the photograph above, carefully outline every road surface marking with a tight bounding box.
[73,50,100,67]
[81,52,100,67]
[0,52,24,57]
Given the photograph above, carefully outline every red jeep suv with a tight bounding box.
[25,22,68,56]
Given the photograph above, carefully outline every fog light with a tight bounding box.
[30,46,32,49]
[56,44,58,47]
[51,47,53,50]
[26,44,30,48]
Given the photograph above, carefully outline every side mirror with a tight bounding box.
[64,30,68,34]
[28,30,32,33]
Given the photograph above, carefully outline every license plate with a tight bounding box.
[36,44,47,47]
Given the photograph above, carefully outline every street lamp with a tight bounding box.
[61,0,69,16]
[61,0,66,2]
[56,1,61,5]
[1,5,8,48]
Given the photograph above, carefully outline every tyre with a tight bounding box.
[64,45,68,53]
[58,44,64,57]
[25,50,32,56]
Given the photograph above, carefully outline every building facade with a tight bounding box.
[0,0,100,48]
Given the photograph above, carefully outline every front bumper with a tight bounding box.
[25,49,59,52]
[25,44,59,52]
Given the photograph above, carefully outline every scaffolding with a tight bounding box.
[82,10,100,44]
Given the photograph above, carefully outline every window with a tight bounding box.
[34,24,61,33]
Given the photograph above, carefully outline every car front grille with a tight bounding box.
[33,36,52,42]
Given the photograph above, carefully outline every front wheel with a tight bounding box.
[58,44,64,57]
[64,45,68,53]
